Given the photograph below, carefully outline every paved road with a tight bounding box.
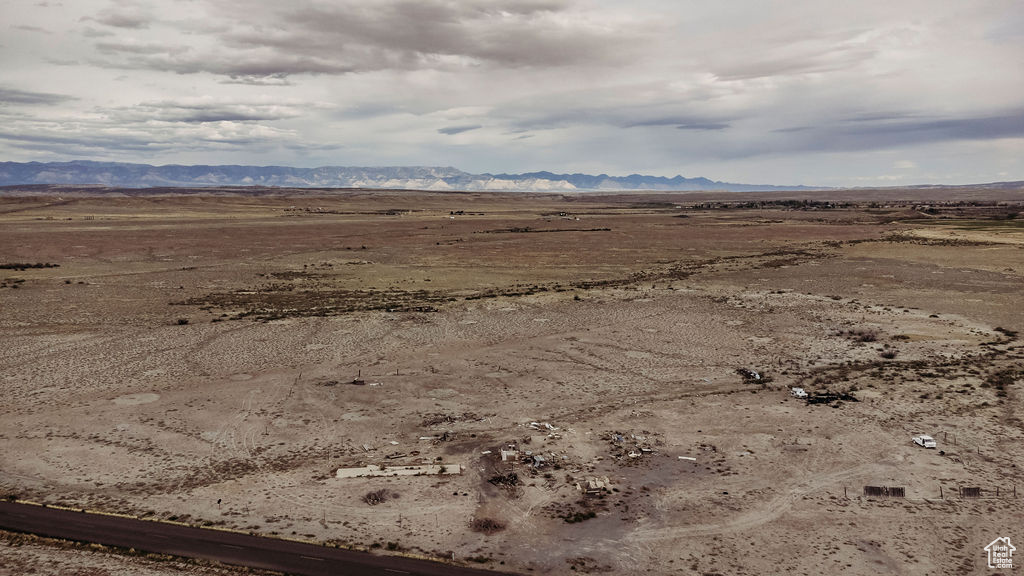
[0,501,509,576]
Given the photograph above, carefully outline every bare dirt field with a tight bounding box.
[1,187,1023,575]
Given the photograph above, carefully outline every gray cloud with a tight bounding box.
[0,129,175,153]
[621,116,732,131]
[333,102,409,121]
[218,75,292,87]
[502,91,737,135]
[12,24,51,34]
[91,46,358,76]
[81,26,115,38]
[280,141,346,153]
[0,87,76,105]
[839,110,1024,144]
[84,0,638,78]
[772,126,813,133]
[732,109,1024,158]
[713,44,876,82]
[0,98,310,161]
[625,116,711,128]
[268,0,624,67]
[438,124,482,135]
[95,41,185,55]
[676,123,730,131]
[0,120,307,158]
[840,111,927,123]
[2,1,1023,185]
[83,4,154,29]
[45,57,81,66]
[129,101,303,124]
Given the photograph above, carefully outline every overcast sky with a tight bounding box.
[1,0,1023,186]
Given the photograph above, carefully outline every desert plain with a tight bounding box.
[1,186,1023,575]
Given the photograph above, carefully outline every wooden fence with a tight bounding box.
[863,486,905,498]
[855,485,1017,499]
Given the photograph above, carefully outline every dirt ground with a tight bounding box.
[1,188,1022,575]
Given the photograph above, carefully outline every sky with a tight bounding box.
[1,0,1023,186]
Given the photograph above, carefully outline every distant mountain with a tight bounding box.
[0,161,821,192]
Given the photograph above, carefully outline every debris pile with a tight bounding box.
[805,391,859,406]
[607,430,662,463]
[574,476,612,496]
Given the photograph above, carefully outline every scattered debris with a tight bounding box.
[738,368,761,381]
[805,391,859,406]
[738,368,772,384]
[575,476,612,496]
[606,430,661,462]
[335,463,463,478]
[488,472,520,488]
[421,412,480,427]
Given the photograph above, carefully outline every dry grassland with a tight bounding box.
[1,188,1022,575]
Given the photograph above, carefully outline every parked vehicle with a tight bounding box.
[913,435,937,448]
[790,387,808,398]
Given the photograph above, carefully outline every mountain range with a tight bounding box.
[0,161,822,192]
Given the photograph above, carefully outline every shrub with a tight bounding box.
[837,328,878,342]
[857,330,878,342]
[363,489,395,506]
[987,368,1018,390]
[469,517,506,534]
[995,327,1019,339]
[562,510,597,523]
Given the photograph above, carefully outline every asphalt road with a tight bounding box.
[0,501,509,576]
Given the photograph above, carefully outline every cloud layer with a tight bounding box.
[1,0,1022,185]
